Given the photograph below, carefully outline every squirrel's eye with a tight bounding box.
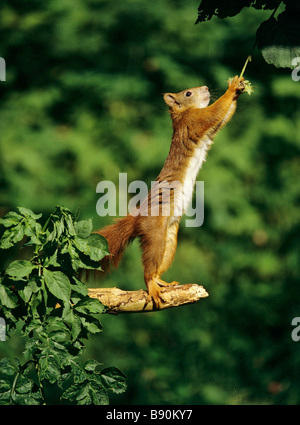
[185,91,192,97]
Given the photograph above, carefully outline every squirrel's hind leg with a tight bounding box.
[140,217,180,309]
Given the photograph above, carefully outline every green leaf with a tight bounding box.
[75,383,91,403]
[17,207,42,220]
[74,233,109,262]
[79,316,103,334]
[256,11,300,68]
[15,376,34,394]
[44,250,60,268]
[0,358,17,376]
[48,329,70,343]
[63,308,82,340]
[62,382,90,404]
[196,0,248,23]
[75,219,93,239]
[87,233,109,257]
[100,367,127,394]
[0,391,11,404]
[19,284,33,303]
[0,224,25,249]
[84,359,101,372]
[62,380,109,405]
[54,217,65,239]
[62,242,87,272]
[39,355,61,384]
[71,363,87,384]
[0,211,22,228]
[23,338,40,359]
[66,215,76,236]
[44,270,71,302]
[74,298,106,315]
[24,220,43,245]
[11,391,41,405]
[0,284,18,309]
[71,277,88,297]
[6,260,36,279]
[90,382,109,405]
[196,0,280,23]
[0,379,10,393]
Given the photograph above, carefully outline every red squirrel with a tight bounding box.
[95,76,245,308]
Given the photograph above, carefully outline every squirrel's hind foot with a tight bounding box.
[146,279,165,310]
[146,278,181,309]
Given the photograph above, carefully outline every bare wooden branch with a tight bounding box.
[88,284,209,313]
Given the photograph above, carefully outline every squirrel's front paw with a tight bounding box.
[227,75,254,96]
[228,75,245,92]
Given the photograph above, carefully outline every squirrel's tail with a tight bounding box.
[95,215,136,275]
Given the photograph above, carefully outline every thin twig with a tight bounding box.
[239,55,252,79]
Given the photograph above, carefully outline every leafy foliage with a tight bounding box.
[196,0,300,68]
[256,7,300,68]
[196,0,280,22]
[0,206,126,405]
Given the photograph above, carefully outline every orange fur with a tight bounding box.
[93,76,245,308]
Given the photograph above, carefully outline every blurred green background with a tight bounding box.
[0,0,300,405]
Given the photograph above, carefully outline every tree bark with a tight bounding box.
[88,284,209,314]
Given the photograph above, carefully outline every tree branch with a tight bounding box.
[88,284,209,313]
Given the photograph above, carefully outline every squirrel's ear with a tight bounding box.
[163,93,177,108]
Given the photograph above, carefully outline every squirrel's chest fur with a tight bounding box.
[173,134,212,218]
[140,119,214,223]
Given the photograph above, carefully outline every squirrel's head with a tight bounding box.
[163,86,210,113]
